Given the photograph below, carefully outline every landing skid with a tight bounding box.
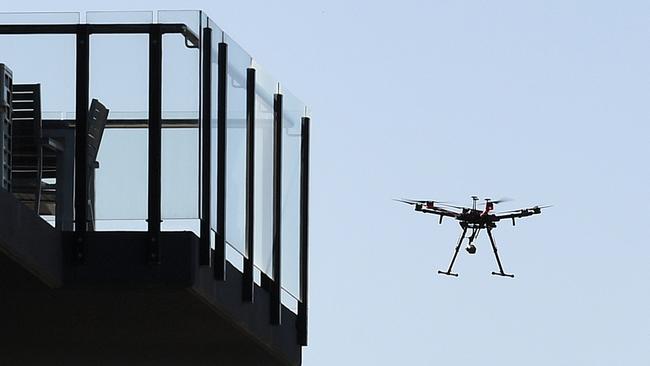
[437,270,458,277]
[437,225,467,277]
[491,271,514,278]
[486,228,514,279]
[438,224,516,278]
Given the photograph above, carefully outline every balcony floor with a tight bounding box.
[0,189,300,365]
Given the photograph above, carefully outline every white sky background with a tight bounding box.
[4,1,650,365]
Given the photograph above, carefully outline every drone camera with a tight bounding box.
[465,244,477,254]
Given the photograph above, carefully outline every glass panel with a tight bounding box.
[252,62,276,278]
[161,218,199,234]
[157,10,201,40]
[161,127,199,227]
[200,12,210,40]
[280,88,304,300]
[0,35,76,115]
[0,34,77,230]
[226,244,244,273]
[162,33,199,120]
[253,266,262,286]
[225,35,251,257]
[0,12,80,24]
[86,11,153,24]
[281,288,299,314]
[90,34,149,230]
[92,128,149,231]
[161,33,200,234]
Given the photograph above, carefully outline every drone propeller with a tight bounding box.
[479,197,512,205]
[393,198,450,206]
[393,198,418,205]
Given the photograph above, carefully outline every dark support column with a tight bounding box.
[243,67,256,302]
[270,93,283,325]
[297,116,310,346]
[199,27,212,265]
[147,27,162,265]
[73,26,89,264]
[214,42,227,280]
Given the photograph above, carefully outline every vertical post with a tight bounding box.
[199,27,212,265]
[271,92,282,325]
[56,130,75,231]
[214,41,227,280]
[148,27,163,265]
[297,116,310,346]
[243,67,256,301]
[73,26,89,264]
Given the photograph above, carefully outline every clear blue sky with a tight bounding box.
[5,1,650,365]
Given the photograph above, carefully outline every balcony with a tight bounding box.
[0,10,309,365]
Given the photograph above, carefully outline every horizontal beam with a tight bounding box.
[41,118,250,129]
[0,23,198,46]
[42,119,202,129]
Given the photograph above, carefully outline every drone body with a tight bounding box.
[396,196,548,278]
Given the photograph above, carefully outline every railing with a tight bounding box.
[0,10,309,345]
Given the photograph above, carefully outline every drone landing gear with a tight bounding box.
[486,228,514,278]
[437,226,467,277]
[438,225,515,278]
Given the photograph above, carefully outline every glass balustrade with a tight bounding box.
[0,11,309,316]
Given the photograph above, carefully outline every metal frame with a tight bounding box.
[214,41,228,280]
[298,116,310,345]
[199,27,212,265]
[243,67,255,302]
[0,24,198,46]
[147,27,163,265]
[271,92,283,325]
[73,28,89,263]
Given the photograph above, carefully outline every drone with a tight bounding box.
[396,196,549,278]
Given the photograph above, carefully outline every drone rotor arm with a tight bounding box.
[494,205,549,221]
[421,206,461,218]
